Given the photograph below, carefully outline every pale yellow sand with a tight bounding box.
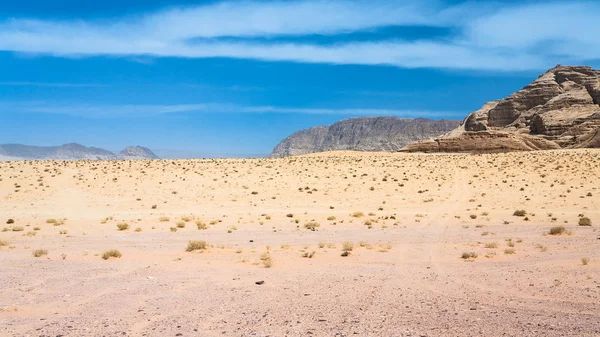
[0,150,599,336]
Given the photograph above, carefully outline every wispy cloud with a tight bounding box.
[0,0,598,70]
[0,101,459,119]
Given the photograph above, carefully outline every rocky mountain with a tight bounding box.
[270,117,461,157]
[119,146,159,160]
[404,65,600,152]
[0,143,159,160]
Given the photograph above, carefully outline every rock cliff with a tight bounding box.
[404,65,600,152]
[270,117,460,157]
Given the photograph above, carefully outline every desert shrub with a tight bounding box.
[33,249,48,257]
[504,248,516,255]
[159,216,170,222]
[581,257,590,265]
[0,240,9,247]
[341,251,350,257]
[461,252,478,259]
[186,240,207,252]
[342,241,354,252]
[351,211,364,218]
[578,217,592,226]
[327,216,336,221]
[117,223,129,231]
[260,252,273,267]
[304,222,320,231]
[196,221,207,230]
[11,226,24,232]
[484,242,498,248]
[102,249,122,260]
[549,226,565,235]
[176,222,186,228]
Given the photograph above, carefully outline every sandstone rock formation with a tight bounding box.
[270,117,460,157]
[404,65,600,152]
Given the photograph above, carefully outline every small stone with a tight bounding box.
[255,280,264,285]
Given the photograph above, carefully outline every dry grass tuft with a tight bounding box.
[186,240,207,252]
[102,249,122,260]
[32,249,48,258]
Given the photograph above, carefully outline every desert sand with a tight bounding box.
[1,150,599,336]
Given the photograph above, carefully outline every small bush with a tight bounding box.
[11,226,24,232]
[581,257,590,266]
[461,252,478,259]
[327,216,336,221]
[513,210,526,217]
[186,240,207,252]
[260,252,273,267]
[117,223,129,231]
[33,249,48,257]
[578,217,592,226]
[484,242,498,249]
[176,222,186,228]
[159,216,170,222]
[504,248,516,255]
[196,221,207,230]
[102,249,122,260]
[6,219,15,224]
[342,242,354,252]
[304,222,320,231]
[0,240,9,247]
[341,251,350,257]
[170,227,177,232]
[351,211,364,218]
[549,226,565,235]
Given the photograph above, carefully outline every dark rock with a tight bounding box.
[255,280,265,285]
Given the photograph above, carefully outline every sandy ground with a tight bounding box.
[0,150,599,336]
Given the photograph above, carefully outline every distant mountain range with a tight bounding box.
[0,143,159,160]
[270,117,460,157]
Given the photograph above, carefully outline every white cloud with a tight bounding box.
[0,101,458,118]
[0,0,598,70]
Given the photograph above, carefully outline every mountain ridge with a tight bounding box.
[270,117,461,157]
[0,143,159,160]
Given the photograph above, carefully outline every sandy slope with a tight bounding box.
[0,150,599,336]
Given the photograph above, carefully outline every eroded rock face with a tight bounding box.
[408,66,600,152]
[403,131,560,153]
[270,117,460,157]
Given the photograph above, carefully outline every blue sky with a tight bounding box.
[1,0,599,157]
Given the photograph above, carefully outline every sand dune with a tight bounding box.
[0,150,599,336]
